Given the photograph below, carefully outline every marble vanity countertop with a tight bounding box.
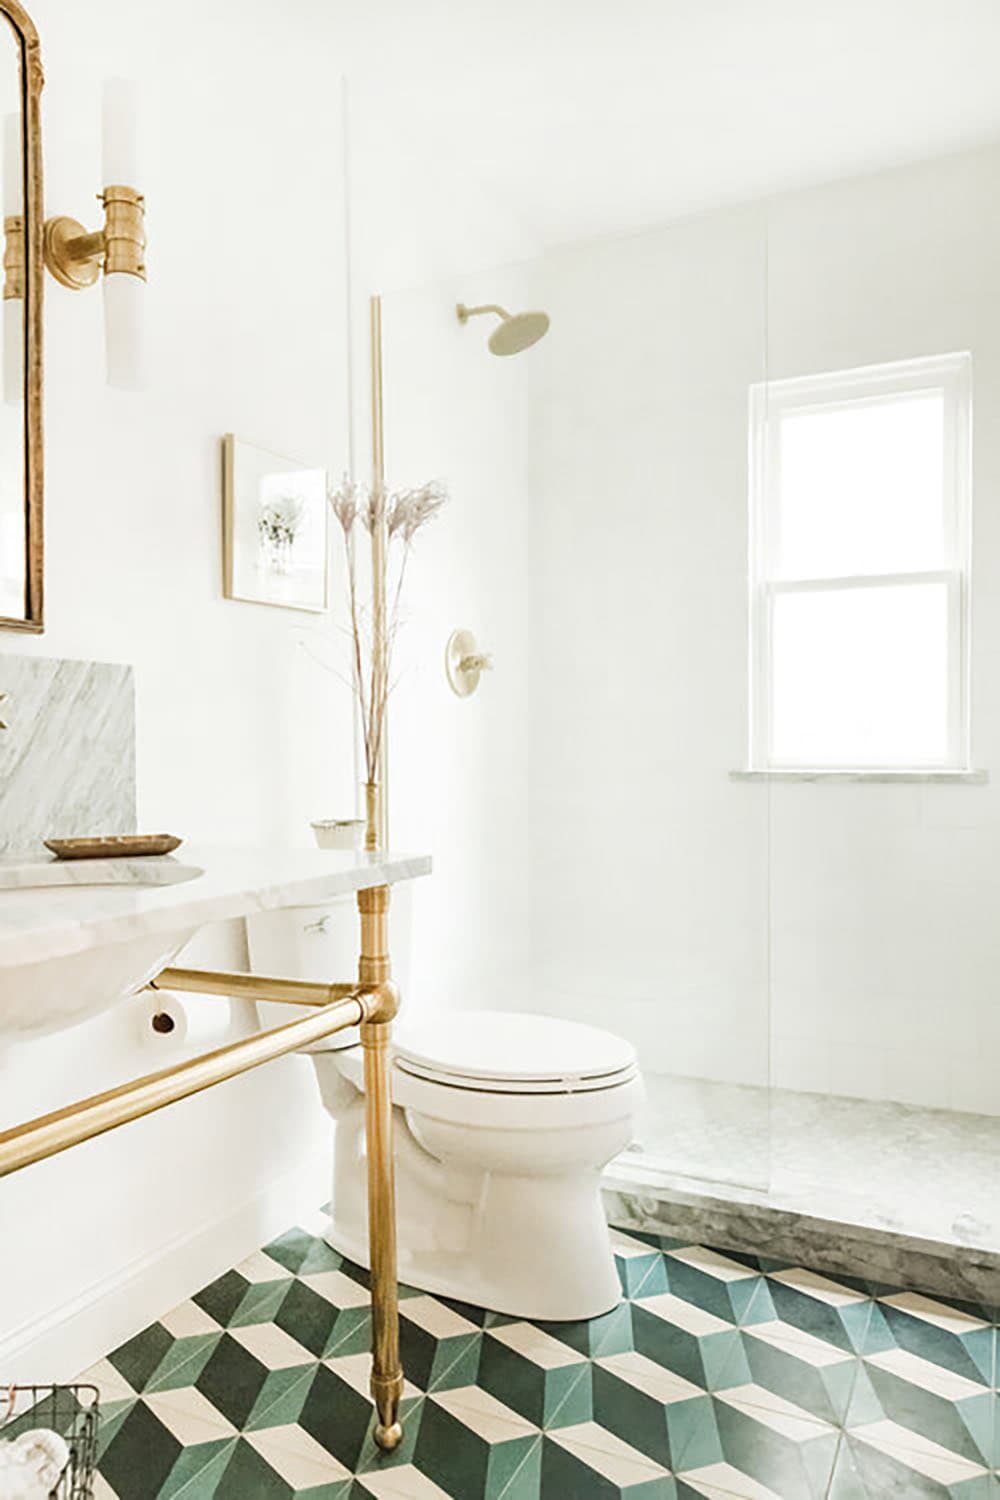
[0,845,431,968]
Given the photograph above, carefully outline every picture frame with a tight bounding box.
[222,434,328,613]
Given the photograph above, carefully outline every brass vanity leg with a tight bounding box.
[358,884,404,1451]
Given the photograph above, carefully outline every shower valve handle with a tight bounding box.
[446,630,493,698]
[459,652,493,674]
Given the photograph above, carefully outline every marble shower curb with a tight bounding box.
[603,1167,1000,1307]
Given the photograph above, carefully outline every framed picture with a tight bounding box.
[222,434,328,612]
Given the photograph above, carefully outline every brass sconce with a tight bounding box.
[3,213,22,302]
[42,79,146,389]
[44,185,146,290]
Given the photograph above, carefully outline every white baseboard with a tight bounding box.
[0,1151,329,1384]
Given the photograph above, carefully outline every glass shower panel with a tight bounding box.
[382,200,773,1199]
[763,145,1000,1258]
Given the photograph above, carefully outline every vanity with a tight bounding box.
[0,848,431,1450]
[0,847,429,1035]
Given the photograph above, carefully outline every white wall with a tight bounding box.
[0,0,355,1378]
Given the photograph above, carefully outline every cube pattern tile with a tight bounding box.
[71,1219,999,1497]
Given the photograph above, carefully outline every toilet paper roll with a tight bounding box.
[136,989,234,1051]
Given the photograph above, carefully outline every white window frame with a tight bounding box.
[748,352,972,772]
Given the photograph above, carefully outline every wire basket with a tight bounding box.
[0,1384,99,1499]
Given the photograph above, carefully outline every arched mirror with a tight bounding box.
[0,0,41,631]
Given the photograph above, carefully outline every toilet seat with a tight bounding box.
[332,1026,638,1128]
[330,1009,642,1130]
[394,1011,637,1094]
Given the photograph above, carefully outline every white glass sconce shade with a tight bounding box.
[101,78,145,391]
[103,271,145,391]
[102,78,138,187]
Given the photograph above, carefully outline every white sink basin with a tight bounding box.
[0,846,432,1042]
[0,860,203,1037]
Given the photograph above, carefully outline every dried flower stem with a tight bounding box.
[328,475,447,786]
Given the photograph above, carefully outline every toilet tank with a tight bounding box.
[245,885,415,1050]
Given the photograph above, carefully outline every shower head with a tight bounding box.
[456,302,550,356]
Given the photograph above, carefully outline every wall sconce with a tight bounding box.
[42,79,146,390]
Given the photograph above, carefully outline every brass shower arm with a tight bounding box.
[456,302,511,322]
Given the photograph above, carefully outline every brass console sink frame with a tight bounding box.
[0,883,406,1451]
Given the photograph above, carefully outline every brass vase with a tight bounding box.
[364,780,381,852]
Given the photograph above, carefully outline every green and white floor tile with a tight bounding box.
[62,1218,997,1497]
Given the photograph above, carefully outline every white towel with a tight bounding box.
[0,1428,70,1498]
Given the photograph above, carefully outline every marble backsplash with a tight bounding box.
[0,654,136,854]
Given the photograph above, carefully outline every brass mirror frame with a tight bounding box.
[0,0,41,632]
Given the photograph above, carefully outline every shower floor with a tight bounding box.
[606,1071,1000,1302]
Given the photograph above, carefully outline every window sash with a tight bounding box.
[748,354,971,771]
[751,571,967,771]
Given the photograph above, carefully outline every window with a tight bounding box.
[748,353,972,771]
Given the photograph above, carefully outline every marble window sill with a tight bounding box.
[729,768,989,784]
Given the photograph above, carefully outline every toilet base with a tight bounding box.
[325,1207,623,1323]
[326,1095,624,1322]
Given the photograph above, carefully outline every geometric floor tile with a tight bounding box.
[78,1213,1000,1497]
[544,1420,673,1493]
[143,1385,238,1446]
[244,1421,352,1487]
[847,1421,990,1493]
[355,1466,454,1497]
[678,1461,785,1498]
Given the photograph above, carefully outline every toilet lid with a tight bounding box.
[394,1011,638,1094]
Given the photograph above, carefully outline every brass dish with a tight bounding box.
[44,834,183,860]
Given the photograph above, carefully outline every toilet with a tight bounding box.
[311,1010,643,1321]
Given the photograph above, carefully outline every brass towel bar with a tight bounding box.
[0,991,367,1177]
[150,966,360,1007]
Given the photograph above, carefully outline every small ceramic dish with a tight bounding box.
[310,819,365,851]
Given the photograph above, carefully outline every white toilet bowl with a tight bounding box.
[312,1010,643,1321]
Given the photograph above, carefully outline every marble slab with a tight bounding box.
[0,846,431,968]
[0,654,136,854]
[604,1174,1000,1305]
[729,768,988,782]
[0,856,203,891]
